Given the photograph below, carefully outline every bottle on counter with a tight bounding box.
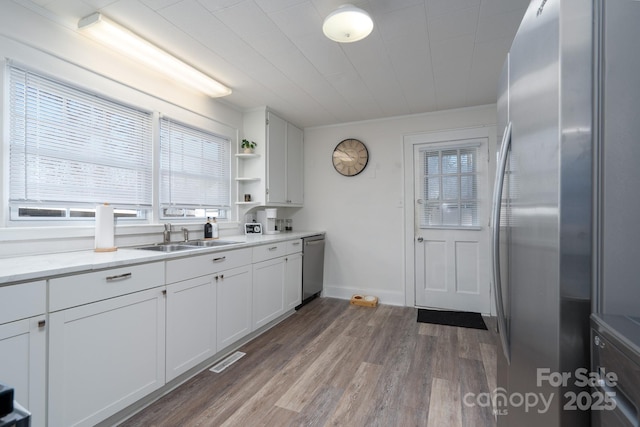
[211,217,219,239]
[204,217,213,239]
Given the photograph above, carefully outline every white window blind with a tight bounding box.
[160,118,231,212]
[9,65,153,213]
[419,147,478,227]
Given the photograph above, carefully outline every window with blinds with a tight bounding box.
[8,65,153,220]
[419,147,478,227]
[159,118,230,219]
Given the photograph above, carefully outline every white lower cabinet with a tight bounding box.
[48,287,166,427]
[284,252,302,311]
[216,265,253,350]
[0,280,46,427]
[252,239,303,329]
[252,257,286,329]
[0,316,46,427]
[0,237,307,426]
[165,275,216,382]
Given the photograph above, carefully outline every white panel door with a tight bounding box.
[252,257,285,329]
[266,112,287,204]
[284,253,303,310]
[216,265,253,350]
[286,123,304,204]
[414,138,491,313]
[166,275,216,382]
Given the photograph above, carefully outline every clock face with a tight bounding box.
[332,139,369,176]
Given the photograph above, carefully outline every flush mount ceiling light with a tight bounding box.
[322,4,373,43]
[78,12,231,98]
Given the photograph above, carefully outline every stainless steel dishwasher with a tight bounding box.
[299,234,325,307]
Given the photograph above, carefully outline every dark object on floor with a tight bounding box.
[417,309,487,330]
[0,383,14,418]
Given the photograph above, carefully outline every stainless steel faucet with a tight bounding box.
[163,223,172,243]
[181,227,189,242]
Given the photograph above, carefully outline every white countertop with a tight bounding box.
[0,231,324,286]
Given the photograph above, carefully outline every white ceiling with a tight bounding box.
[24,0,529,128]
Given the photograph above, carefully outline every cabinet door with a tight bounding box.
[286,123,304,205]
[266,112,287,204]
[252,257,285,329]
[216,265,253,350]
[0,316,46,427]
[48,288,166,427]
[166,276,216,382]
[284,253,303,311]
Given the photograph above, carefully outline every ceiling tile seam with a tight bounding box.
[372,2,437,115]
[465,0,485,106]
[422,0,439,109]
[193,0,239,14]
[149,0,311,114]
[203,0,345,123]
[341,1,412,116]
[250,0,364,122]
[102,0,242,93]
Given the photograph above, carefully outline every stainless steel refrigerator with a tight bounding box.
[590,0,640,425]
[492,0,593,425]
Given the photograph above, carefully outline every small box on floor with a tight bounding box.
[350,294,378,307]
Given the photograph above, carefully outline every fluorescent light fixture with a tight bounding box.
[78,12,231,98]
[322,4,373,43]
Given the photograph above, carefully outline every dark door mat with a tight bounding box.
[417,309,487,330]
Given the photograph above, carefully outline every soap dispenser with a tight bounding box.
[211,217,219,239]
[204,217,213,239]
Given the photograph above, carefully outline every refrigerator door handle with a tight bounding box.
[491,121,512,364]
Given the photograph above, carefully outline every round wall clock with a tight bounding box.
[332,138,369,176]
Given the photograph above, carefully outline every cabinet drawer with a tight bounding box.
[252,242,287,263]
[166,248,252,283]
[49,262,164,312]
[286,239,303,254]
[0,280,46,324]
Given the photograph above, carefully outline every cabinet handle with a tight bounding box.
[162,290,167,296]
[268,246,278,251]
[212,256,226,262]
[220,274,224,280]
[106,272,132,282]
[38,320,46,328]
[292,242,300,246]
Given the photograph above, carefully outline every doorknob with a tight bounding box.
[417,237,424,243]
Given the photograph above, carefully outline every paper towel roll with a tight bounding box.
[95,203,116,252]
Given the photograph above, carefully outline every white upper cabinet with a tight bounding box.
[285,122,304,205]
[240,108,303,208]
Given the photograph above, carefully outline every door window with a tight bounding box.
[419,147,478,228]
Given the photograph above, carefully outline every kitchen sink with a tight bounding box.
[182,240,240,247]
[134,240,241,252]
[134,243,195,252]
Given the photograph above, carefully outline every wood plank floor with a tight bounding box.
[120,297,497,427]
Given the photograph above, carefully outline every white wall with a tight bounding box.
[0,2,243,257]
[293,106,497,306]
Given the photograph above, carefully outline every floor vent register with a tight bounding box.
[209,351,246,373]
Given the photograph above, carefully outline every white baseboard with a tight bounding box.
[322,285,405,306]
